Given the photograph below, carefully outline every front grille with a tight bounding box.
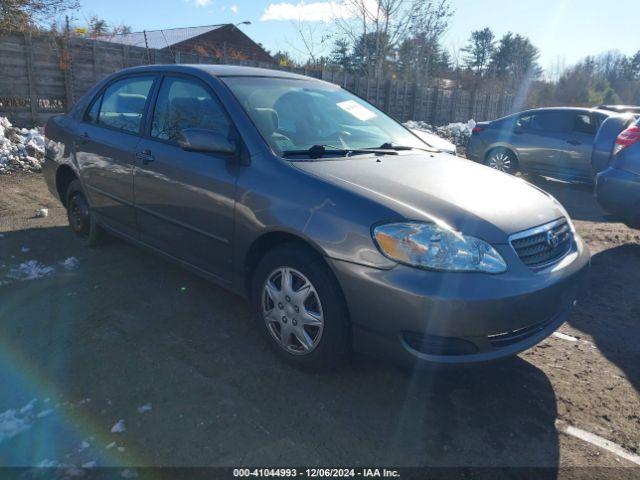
[510,218,573,269]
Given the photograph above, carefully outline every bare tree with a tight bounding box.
[333,0,452,77]
[334,0,414,76]
[0,0,79,33]
[288,18,331,67]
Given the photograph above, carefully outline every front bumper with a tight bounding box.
[328,234,590,365]
[596,167,640,218]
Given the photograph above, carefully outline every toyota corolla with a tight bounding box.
[43,65,590,370]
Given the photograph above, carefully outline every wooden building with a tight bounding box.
[97,24,273,63]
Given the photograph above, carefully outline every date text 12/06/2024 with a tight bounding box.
[233,469,400,478]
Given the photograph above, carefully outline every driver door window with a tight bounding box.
[151,76,231,143]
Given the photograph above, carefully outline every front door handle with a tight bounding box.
[136,149,155,165]
[567,139,581,146]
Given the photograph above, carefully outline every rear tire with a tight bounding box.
[485,148,518,174]
[250,244,351,371]
[66,179,106,247]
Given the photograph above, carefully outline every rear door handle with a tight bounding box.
[136,149,155,165]
[567,139,581,146]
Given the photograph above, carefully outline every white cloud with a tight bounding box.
[194,0,212,6]
[260,0,364,22]
[230,3,239,14]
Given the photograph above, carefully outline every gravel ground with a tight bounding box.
[0,172,639,478]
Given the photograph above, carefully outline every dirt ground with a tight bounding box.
[0,172,639,477]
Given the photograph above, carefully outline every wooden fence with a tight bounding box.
[0,32,515,127]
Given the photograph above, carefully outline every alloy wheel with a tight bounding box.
[261,267,324,355]
[487,152,512,172]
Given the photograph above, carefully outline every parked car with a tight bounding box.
[467,107,613,182]
[595,104,640,115]
[409,128,457,155]
[43,65,590,370]
[591,113,637,176]
[596,117,640,228]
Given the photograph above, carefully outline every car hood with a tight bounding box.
[292,153,565,244]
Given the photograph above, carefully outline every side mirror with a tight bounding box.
[178,128,237,155]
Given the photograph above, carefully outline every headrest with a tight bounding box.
[170,97,202,115]
[253,108,279,135]
[115,93,146,114]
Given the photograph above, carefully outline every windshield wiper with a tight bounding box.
[377,142,439,153]
[282,144,398,159]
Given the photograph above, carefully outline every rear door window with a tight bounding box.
[573,113,597,136]
[151,76,231,143]
[98,76,155,133]
[518,111,571,133]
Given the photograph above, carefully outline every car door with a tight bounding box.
[75,75,156,238]
[134,74,240,282]
[510,110,572,175]
[564,112,600,179]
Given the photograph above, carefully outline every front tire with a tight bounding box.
[251,244,351,371]
[66,179,106,247]
[485,148,518,174]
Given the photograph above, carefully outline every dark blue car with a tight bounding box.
[596,117,640,228]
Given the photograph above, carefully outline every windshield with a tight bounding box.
[221,76,426,157]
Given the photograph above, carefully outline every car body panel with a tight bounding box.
[292,154,564,243]
[596,130,640,227]
[75,122,142,238]
[44,64,591,365]
[591,114,636,175]
[468,107,613,182]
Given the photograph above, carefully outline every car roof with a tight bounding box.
[111,64,324,82]
[596,104,640,113]
[512,106,613,117]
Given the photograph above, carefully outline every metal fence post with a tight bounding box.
[92,40,99,82]
[383,79,392,113]
[24,33,38,126]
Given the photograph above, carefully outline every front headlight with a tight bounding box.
[373,222,507,273]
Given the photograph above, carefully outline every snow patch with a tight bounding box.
[0,399,54,444]
[110,419,126,433]
[61,257,80,270]
[0,117,45,175]
[404,119,476,150]
[7,260,55,281]
[137,403,152,413]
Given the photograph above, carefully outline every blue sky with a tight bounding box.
[73,0,638,73]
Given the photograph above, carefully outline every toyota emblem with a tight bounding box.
[546,230,560,248]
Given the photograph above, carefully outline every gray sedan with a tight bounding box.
[43,65,590,370]
[468,107,613,182]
